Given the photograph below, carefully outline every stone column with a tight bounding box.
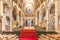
[45,0,50,31]
[0,0,4,31]
[46,9,50,31]
[35,11,37,26]
[55,0,59,32]
[9,0,13,31]
[59,0,60,33]
[39,13,42,22]
[35,17,37,26]
[10,14,13,31]
[21,15,23,26]
[39,11,43,27]
[39,13,42,26]
[0,0,3,16]
[17,0,20,22]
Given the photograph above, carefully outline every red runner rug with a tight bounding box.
[19,30,38,40]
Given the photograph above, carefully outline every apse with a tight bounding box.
[25,7,34,14]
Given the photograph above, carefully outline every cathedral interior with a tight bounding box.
[0,0,60,40]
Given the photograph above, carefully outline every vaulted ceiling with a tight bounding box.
[13,0,45,14]
[13,0,45,8]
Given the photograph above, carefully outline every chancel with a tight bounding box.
[0,0,60,40]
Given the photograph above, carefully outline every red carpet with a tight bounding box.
[19,30,38,40]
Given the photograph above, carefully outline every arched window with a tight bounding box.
[3,4,9,13]
[13,14,16,21]
[6,16,10,22]
[6,16,10,25]
[19,11,21,20]
[37,11,40,20]
[25,7,34,14]
[37,13,39,20]
[50,6,55,14]
[42,13,45,20]
[13,6,17,21]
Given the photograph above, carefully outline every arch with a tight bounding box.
[25,7,34,14]
[6,16,10,24]
[13,6,17,14]
[6,16,10,21]
[50,5,55,14]
[19,11,21,20]
[5,16,10,31]
[13,6,17,21]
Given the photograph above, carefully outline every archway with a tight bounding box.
[5,16,10,31]
[48,5,55,31]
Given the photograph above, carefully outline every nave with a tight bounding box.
[0,0,60,40]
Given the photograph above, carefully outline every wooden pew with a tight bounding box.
[47,34,57,40]
[39,34,50,40]
[39,34,59,40]
[0,34,18,40]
